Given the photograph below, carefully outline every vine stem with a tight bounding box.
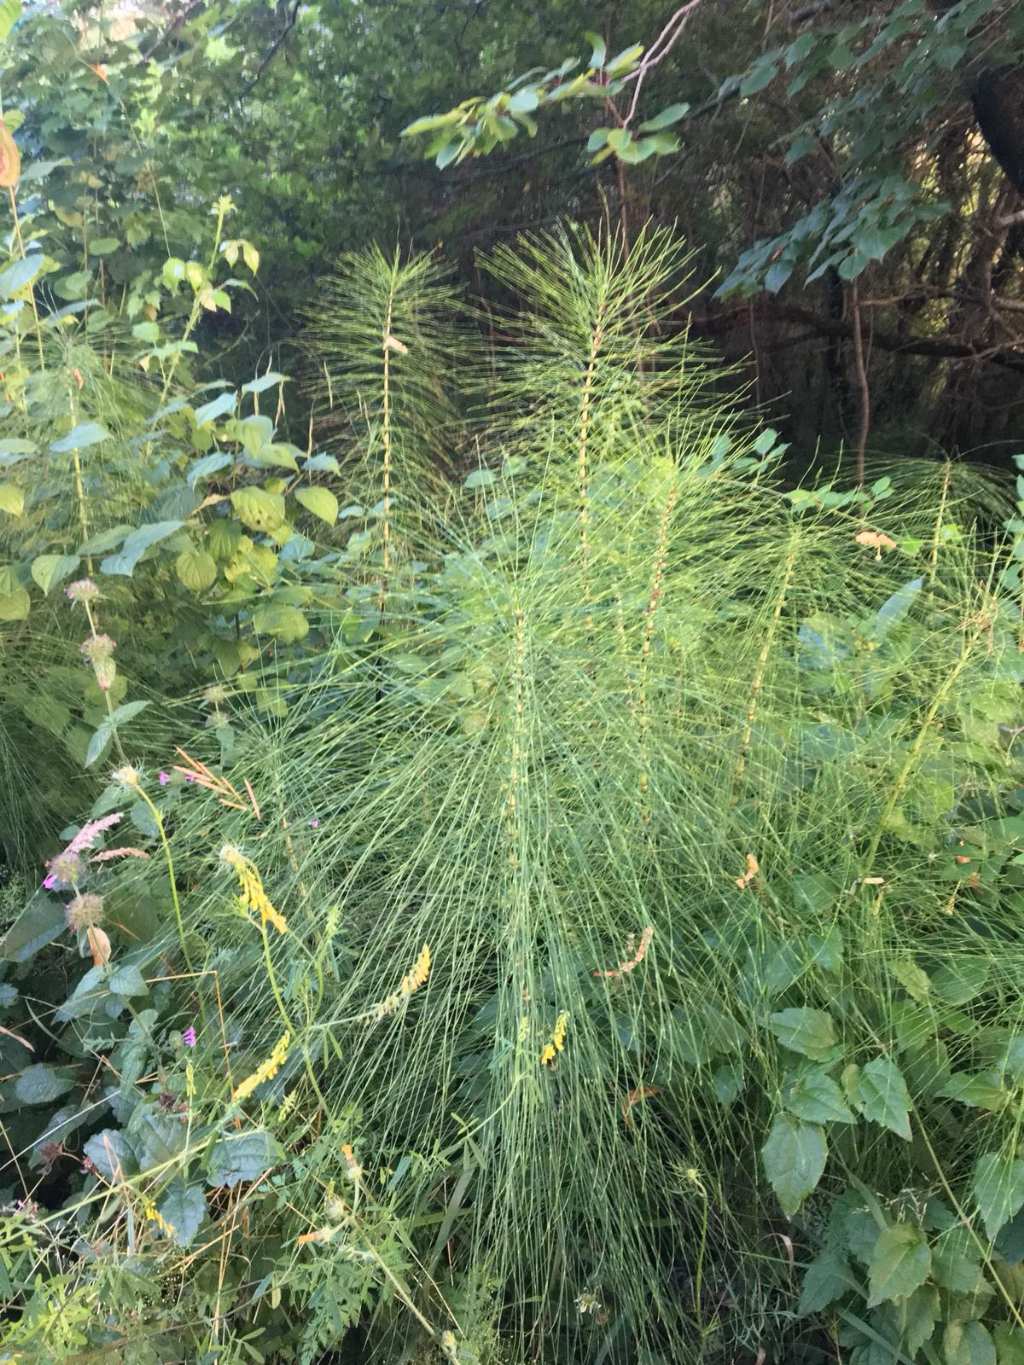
[7,184,45,369]
[131,783,193,973]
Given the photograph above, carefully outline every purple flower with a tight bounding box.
[158,771,171,785]
[309,817,320,829]
[182,1026,197,1048]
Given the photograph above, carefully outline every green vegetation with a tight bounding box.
[2,2,1024,1363]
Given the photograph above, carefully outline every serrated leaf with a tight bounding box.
[230,486,286,532]
[783,1067,856,1124]
[769,1007,838,1061]
[31,553,80,594]
[900,1284,939,1356]
[890,958,931,1002]
[83,1128,137,1180]
[100,520,184,576]
[938,1071,1008,1112]
[207,1129,282,1187]
[762,1115,827,1216]
[252,603,309,643]
[132,1108,187,1169]
[294,486,338,525]
[0,482,23,516]
[108,962,148,997]
[846,1057,912,1140]
[50,422,110,453]
[175,545,217,592]
[15,1063,76,1104]
[867,1223,931,1306]
[798,1247,854,1315]
[158,1180,206,1247]
[973,1152,1024,1241]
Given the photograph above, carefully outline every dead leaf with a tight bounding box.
[735,852,759,890]
[854,529,897,559]
[0,120,20,189]
[383,334,408,354]
[87,925,111,967]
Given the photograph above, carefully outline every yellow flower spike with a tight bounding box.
[221,845,288,935]
[368,943,432,1021]
[142,1199,176,1239]
[540,1011,569,1067]
[233,1032,291,1103]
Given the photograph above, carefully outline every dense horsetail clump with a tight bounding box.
[4,227,1024,1364]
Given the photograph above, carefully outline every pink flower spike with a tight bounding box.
[65,811,124,857]
[182,1026,197,1048]
[158,771,171,785]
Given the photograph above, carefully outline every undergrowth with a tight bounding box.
[2,222,1024,1365]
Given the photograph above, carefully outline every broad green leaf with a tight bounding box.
[85,699,149,767]
[973,1152,1024,1240]
[890,958,931,1002]
[108,963,148,997]
[994,1324,1024,1365]
[252,603,309,643]
[187,451,233,487]
[132,320,159,343]
[100,520,184,576]
[193,390,237,426]
[83,1129,137,1180]
[638,102,690,132]
[783,1067,856,1124]
[798,1247,854,1315]
[932,1227,986,1294]
[207,1129,282,1187]
[230,486,286,532]
[938,1071,1008,1113]
[0,253,43,298]
[464,468,497,489]
[90,236,119,255]
[158,1181,206,1247]
[761,1115,827,1216]
[0,482,23,516]
[845,1057,912,1140]
[132,1108,187,1169]
[0,895,65,962]
[0,0,21,44]
[50,422,110,453]
[304,452,340,475]
[294,486,338,525]
[944,1320,996,1365]
[899,1284,939,1356]
[932,959,989,1006]
[604,42,644,77]
[31,553,79,594]
[584,29,606,68]
[867,1223,931,1306]
[239,413,274,454]
[15,1063,75,1104]
[0,585,29,620]
[768,1007,838,1061]
[870,577,922,640]
[175,545,217,592]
